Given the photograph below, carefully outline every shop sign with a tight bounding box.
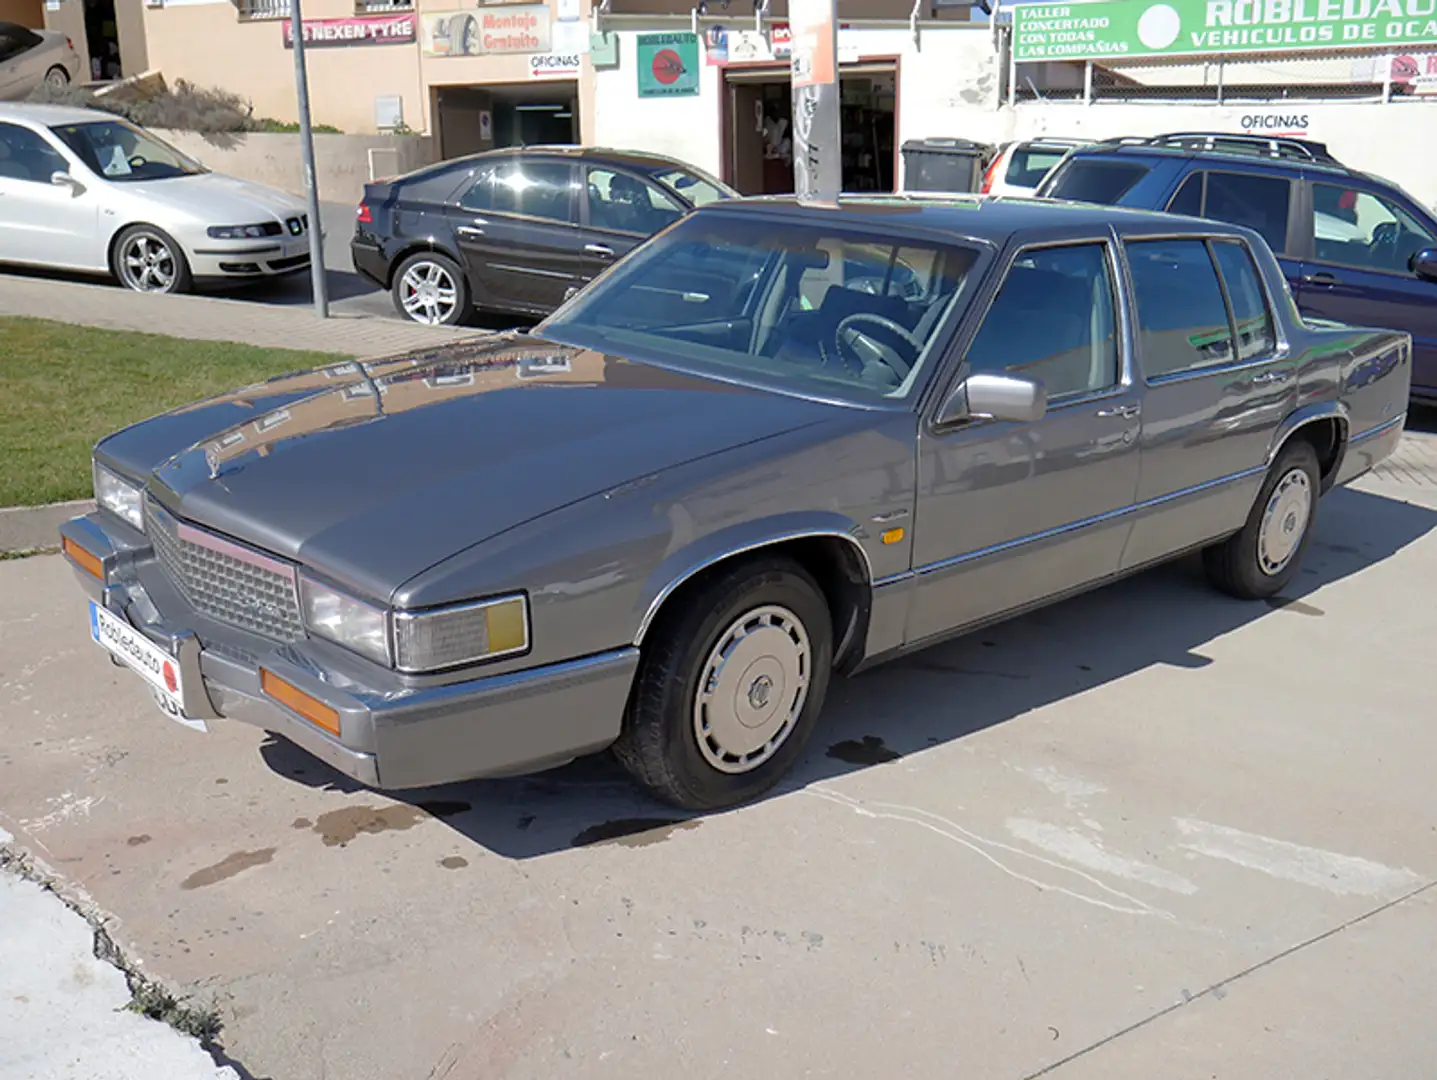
[1013,0,1437,63]
[1239,110,1311,132]
[636,32,700,96]
[530,52,582,77]
[1391,49,1437,88]
[705,24,730,65]
[282,13,416,48]
[421,7,550,56]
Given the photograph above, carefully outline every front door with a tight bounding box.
[448,156,586,314]
[576,165,683,284]
[1119,234,1295,569]
[909,237,1142,645]
[0,122,101,269]
[1296,178,1437,397]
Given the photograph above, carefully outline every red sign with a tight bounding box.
[283,13,416,49]
[651,47,684,84]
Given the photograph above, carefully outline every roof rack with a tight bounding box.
[1144,132,1343,165]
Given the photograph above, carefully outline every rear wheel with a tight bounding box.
[613,557,833,811]
[112,224,192,295]
[1203,440,1320,599]
[392,252,470,326]
[44,65,70,88]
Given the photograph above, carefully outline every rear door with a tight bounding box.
[1164,167,1303,292]
[577,165,685,281]
[1294,177,1437,396]
[448,156,586,314]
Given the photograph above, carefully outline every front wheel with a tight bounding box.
[112,224,192,295]
[613,557,833,811]
[392,252,470,326]
[1203,440,1320,599]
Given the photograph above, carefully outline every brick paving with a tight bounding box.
[0,273,479,358]
[1374,422,1437,488]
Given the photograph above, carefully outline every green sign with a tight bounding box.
[590,29,619,68]
[1013,0,1437,62]
[636,32,700,96]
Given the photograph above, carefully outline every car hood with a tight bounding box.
[118,171,308,224]
[108,336,841,600]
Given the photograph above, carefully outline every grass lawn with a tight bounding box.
[0,317,346,507]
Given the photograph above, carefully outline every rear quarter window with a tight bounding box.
[1044,158,1150,205]
[1005,147,1070,189]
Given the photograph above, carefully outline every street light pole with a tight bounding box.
[788,0,841,206]
[289,0,329,318]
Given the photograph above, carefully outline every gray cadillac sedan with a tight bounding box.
[61,196,1411,810]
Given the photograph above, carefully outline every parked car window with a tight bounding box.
[1211,240,1276,360]
[1043,159,1149,204]
[0,25,41,62]
[456,165,496,212]
[50,120,204,182]
[1127,238,1235,378]
[965,243,1118,400]
[488,160,576,223]
[652,167,730,207]
[1167,172,1204,217]
[0,122,69,184]
[542,214,982,404]
[1005,145,1071,189]
[587,167,682,234]
[1311,183,1436,275]
[1203,172,1291,254]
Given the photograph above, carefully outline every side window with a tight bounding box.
[586,167,682,235]
[0,28,39,62]
[1311,183,1437,274]
[1211,240,1276,360]
[457,166,494,212]
[1043,159,1150,205]
[491,160,576,224]
[1167,172,1204,217]
[965,243,1119,400]
[1202,172,1291,254]
[1127,238,1234,379]
[0,122,68,184]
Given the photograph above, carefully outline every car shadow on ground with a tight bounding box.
[258,483,1437,860]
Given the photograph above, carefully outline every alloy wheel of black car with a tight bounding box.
[1204,440,1320,599]
[614,556,833,811]
[392,252,471,326]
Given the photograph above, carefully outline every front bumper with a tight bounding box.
[59,512,637,789]
[188,230,326,281]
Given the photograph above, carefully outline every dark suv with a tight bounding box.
[1037,133,1437,401]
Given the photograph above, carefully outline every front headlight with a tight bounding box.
[392,595,529,674]
[300,576,391,667]
[207,223,281,240]
[93,462,144,532]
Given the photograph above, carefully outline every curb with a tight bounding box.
[0,499,94,555]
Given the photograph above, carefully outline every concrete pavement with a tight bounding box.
[2,446,1436,1079]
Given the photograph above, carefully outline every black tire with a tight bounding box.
[391,251,470,326]
[44,65,70,88]
[1203,440,1321,600]
[112,224,192,295]
[614,557,834,811]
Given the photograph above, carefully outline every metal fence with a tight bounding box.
[235,0,413,19]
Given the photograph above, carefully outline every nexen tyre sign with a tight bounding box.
[530,53,582,77]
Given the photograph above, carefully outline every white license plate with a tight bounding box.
[89,603,206,732]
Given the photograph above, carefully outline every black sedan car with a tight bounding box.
[351,145,736,325]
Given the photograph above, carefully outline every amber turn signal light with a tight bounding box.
[260,669,341,737]
[63,537,104,580]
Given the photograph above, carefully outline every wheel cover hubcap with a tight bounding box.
[1258,468,1312,576]
[400,262,457,324]
[693,604,811,774]
[121,235,176,292]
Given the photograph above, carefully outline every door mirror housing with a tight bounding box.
[50,170,80,192]
[1410,247,1437,283]
[937,372,1047,426]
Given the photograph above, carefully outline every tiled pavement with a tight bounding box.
[0,272,478,358]
[1374,414,1437,488]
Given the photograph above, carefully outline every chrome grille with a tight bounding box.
[146,501,304,642]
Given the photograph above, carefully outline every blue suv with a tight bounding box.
[1036,133,1437,402]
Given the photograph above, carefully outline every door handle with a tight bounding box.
[1302,271,1339,286]
[1096,403,1141,419]
[585,243,615,256]
[1252,370,1291,384]
[456,225,485,238]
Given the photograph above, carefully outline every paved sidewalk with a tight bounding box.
[0,273,478,358]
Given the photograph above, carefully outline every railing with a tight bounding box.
[235,0,292,21]
[354,0,414,11]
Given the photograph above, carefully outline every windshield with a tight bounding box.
[50,120,205,182]
[540,213,981,404]
[653,167,733,207]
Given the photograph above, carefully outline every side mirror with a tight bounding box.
[51,170,79,192]
[1411,247,1437,283]
[937,372,1047,426]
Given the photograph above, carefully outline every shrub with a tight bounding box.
[252,118,344,134]
[28,79,268,135]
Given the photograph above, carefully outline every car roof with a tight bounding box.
[0,103,113,127]
[437,144,702,175]
[1063,139,1356,180]
[693,193,1240,241]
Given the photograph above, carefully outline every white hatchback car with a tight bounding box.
[0,22,81,100]
[0,103,315,293]
[980,138,1092,197]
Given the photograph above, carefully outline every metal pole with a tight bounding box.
[1007,23,1018,107]
[789,0,841,205]
[1083,59,1093,105]
[290,0,329,318]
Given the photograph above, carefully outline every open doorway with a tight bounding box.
[433,80,579,161]
[723,61,897,195]
[82,0,120,80]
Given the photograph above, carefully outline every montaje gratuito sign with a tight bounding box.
[422,6,551,57]
[1014,0,1437,61]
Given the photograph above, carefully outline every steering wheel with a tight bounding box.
[834,313,922,380]
[1371,221,1400,269]
[127,155,149,169]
